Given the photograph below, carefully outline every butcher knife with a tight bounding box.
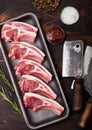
[62,40,84,112]
[77,46,92,129]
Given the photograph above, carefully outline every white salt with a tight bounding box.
[60,6,79,25]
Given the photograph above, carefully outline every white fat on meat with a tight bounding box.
[6,21,38,32]
[15,59,52,83]
[19,75,57,99]
[9,42,45,63]
[23,92,64,116]
[1,21,38,43]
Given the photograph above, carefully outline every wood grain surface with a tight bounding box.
[0,0,92,130]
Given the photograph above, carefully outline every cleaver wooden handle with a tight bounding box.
[71,98,92,130]
[73,78,83,112]
[78,97,92,128]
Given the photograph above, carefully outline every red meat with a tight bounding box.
[6,21,38,32]
[15,59,52,83]
[19,75,57,99]
[8,42,45,63]
[1,21,38,43]
[23,92,64,116]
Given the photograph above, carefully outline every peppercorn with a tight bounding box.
[33,0,60,12]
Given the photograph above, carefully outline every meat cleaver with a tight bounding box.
[78,46,92,129]
[62,40,84,111]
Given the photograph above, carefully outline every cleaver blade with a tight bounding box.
[84,46,92,96]
[62,40,84,112]
[62,40,84,77]
[78,46,92,129]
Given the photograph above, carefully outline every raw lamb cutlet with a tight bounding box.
[1,25,37,43]
[19,75,57,99]
[5,21,38,32]
[23,92,64,116]
[1,21,38,43]
[8,42,45,63]
[15,59,52,83]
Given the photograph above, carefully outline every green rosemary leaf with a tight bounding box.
[0,66,22,115]
[0,67,13,89]
[0,85,22,115]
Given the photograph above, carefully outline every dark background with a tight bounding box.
[0,0,92,130]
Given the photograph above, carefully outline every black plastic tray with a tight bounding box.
[0,13,69,129]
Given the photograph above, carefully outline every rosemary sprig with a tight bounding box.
[0,67,13,89]
[0,85,22,115]
[0,66,22,115]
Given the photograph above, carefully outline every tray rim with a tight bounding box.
[0,12,69,129]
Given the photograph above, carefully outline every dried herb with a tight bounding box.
[33,0,60,12]
[0,66,22,115]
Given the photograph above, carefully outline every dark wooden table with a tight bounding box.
[0,0,92,130]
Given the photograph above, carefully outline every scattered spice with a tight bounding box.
[60,6,80,25]
[46,26,65,45]
[33,0,60,12]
